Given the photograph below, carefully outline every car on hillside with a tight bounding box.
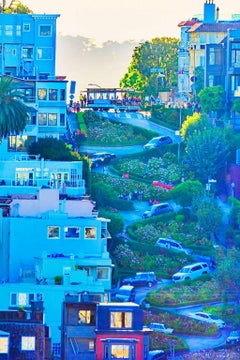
[121,272,157,288]
[143,136,173,150]
[143,203,173,218]
[88,152,116,167]
[226,330,240,345]
[148,322,174,334]
[172,262,210,282]
[187,312,226,328]
[156,238,192,255]
[149,349,166,360]
[114,285,136,302]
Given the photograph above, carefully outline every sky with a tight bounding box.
[21,0,240,43]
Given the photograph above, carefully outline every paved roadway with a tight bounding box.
[83,112,231,352]
[80,112,180,156]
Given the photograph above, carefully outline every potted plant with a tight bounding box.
[17,306,26,319]
[54,275,62,285]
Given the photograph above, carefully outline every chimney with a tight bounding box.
[204,0,216,23]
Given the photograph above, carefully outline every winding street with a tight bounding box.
[82,111,233,353]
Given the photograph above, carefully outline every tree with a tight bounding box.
[195,198,223,241]
[28,137,80,161]
[170,180,205,208]
[186,126,229,183]
[120,37,179,97]
[180,112,202,141]
[214,248,240,307]
[0,0,32,13]
[0,76,29,138]
[198,85,225,118]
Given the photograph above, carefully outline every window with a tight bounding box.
[10,292,43,306]
[209,75,214,87]
[21,336,35,351]
[37,47,52,59]
[52,343,61,356]
[89,340,94,351]
[231,43,240,66]
[48,226,60,239]
[48,113,57,126]
[39,25,51,36]
[64,226,80,238]
[5,25,13,36]
[84,227,96,239]
[23,23,30,32]
[78,310,95,325]
[22,47,33,59]
[49,89,58,100]
[0,337,8,353]
[110,312,132,328]
[60,89,66,100]
[97,267,109,280]
[38,88,47,100]
[16,25,21,36]
[111,344,130,359]
[60,113,65,126]
[38,113,47,126]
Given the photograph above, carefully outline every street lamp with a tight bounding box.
[176,104,182,163]
[231,182,235,208]
[88,83,101,88]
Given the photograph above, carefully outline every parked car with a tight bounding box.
[226,330,240,344]
[187,312,226,328]
[114,285,136,302]
[148,322,174,334]
[143,136,173,150]
[149,349,166,360]
[156,238,192,255]
[89,152,116,167]
[121,272,157,288]
[143,203,173,218]
[172,262,210,282]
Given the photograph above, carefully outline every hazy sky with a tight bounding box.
[22,0,240,43]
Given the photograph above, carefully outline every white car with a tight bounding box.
[156,238,192,255]
[148,322,174,334]
[172,262,210,282]
[187,312,225,328]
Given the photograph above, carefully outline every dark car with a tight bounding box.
[143,136,173,150]
[114,285,136,302]
[121,272,157,288]
[89,152,116,167]
[226,330,240,345]
[143,203,173,218]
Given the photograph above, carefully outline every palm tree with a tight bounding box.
[0,76,29,138]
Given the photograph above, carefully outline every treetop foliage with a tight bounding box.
[119,37,179,97]
[0,0,32,14]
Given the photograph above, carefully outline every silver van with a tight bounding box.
[156,238,192,255]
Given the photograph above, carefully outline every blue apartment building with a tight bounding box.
[0,12,114,358]
[0,13,68,159]
[0,186,112,354]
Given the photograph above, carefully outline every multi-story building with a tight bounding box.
[0,183,112,354]
[61,298,151,360]
[0,301,51,360]
[177,0,240,109]
[0,12,69,160]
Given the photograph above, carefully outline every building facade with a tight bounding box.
[0,186,112,352]
[177,0,240,112]
[61,299,151,360]
[0,13,69,160]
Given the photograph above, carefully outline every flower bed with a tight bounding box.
[146,279,221,307]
